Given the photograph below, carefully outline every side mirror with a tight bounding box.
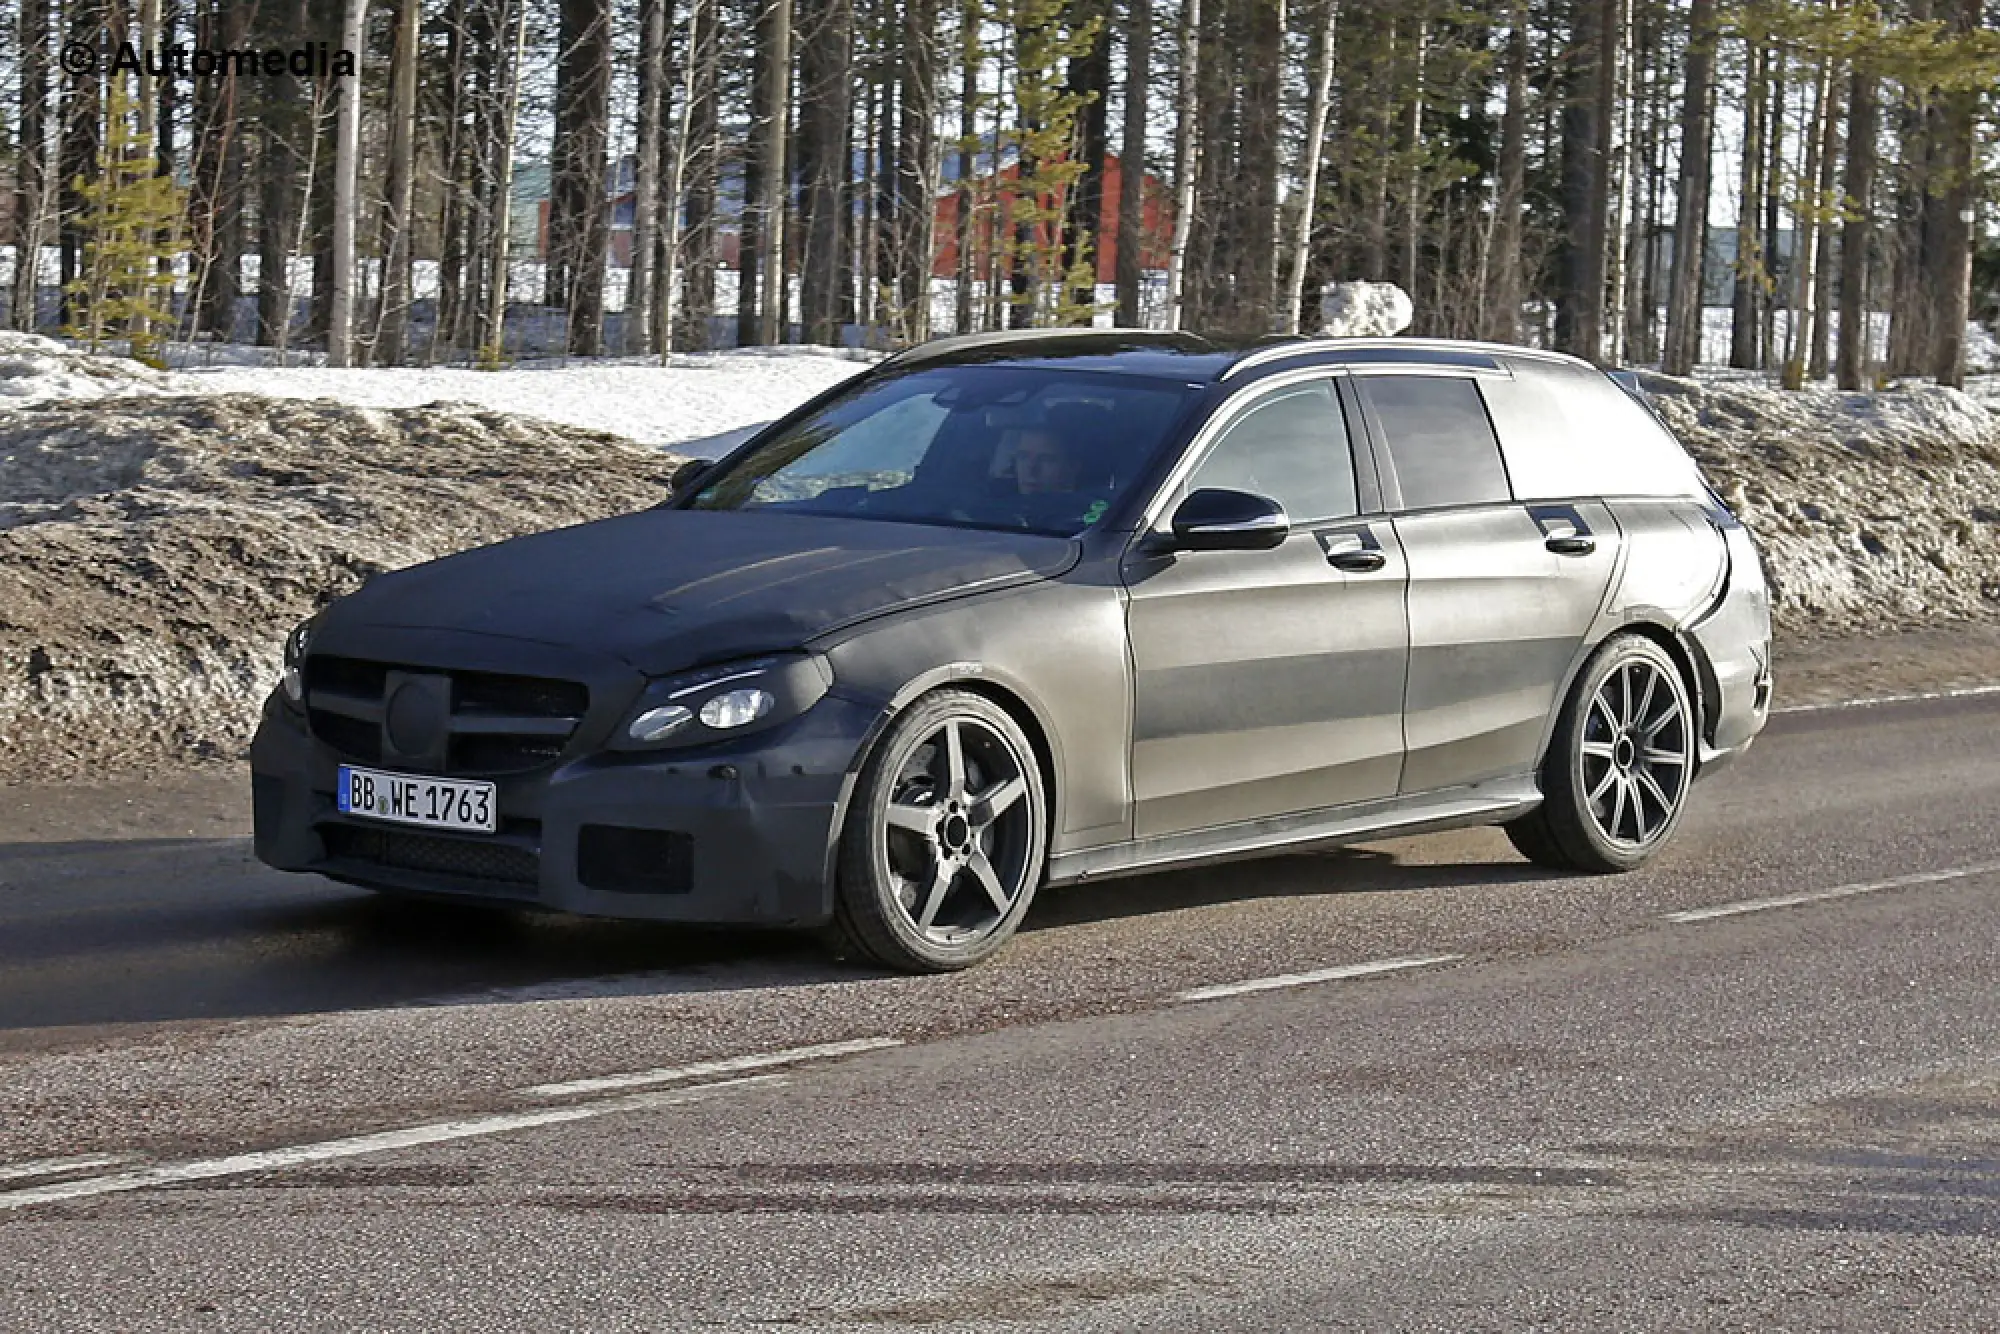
[1165,487,1290,552]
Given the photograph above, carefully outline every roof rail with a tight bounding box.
[1217,335,1592,380]
[877,327,1212,371]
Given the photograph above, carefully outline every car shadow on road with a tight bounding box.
[0,835,839,1034]
[0,834,1537,1034]
[1025,843,1545,932]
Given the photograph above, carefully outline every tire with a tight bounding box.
[825,689,1048,973]
[1506,633,1697,874]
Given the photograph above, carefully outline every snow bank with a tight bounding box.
[0,331,179,406]
[169,345,874,452]
[0,395,686,780]
[1639,370,2000,635]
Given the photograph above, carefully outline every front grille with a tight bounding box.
[454,670,589,718]
[321,823,541,890]
[309,656,388,698]
[450,733,566,773]
[305,655,590,776]
[309,710,381,764]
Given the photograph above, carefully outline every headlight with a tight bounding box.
[612,654,830,750]
[699,688,775,729]
[280,617,317,704]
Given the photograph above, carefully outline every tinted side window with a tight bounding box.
[1361,375,1511,510]
[1185,380,1357,523]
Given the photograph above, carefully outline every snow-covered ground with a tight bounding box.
[171,344,875,455]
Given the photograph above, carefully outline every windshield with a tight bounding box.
[686,366,1197,537]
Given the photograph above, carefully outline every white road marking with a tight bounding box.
[1664,861,2000,924]
[1175,954,1463,1004]
[0,1074,781,1215]
[1776,683,2000,715]
[0,1153,143,1183]
[519,1036,904,1099]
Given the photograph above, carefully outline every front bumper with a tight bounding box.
[250,690,884,926]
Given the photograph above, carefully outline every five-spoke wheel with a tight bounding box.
[830,689,1047,972]
[1507,634,1695,873]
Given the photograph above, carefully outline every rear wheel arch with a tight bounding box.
[1538,617,1707,778]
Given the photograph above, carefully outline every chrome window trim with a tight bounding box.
[1136,365,1362,534]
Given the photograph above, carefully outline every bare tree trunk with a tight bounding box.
[680,0,718,348]
[479,0,529,363]
[1284,0,1338,334]
[1064,0,1111,322]
[1807,66,1841,383]
[956,0,983,334]
[1164,0,1200,330]
[1930,0,1979,387]
[1663,0,1716,375]
[1400,14,1427,309]
[1557,0,1611,361]
[657,0,705,355]
[565,0,613,355]
[253,0,309,346]
[1834,65,1876,390]
[1759,55,1784,369]
[801,0,853,344]
[327,0,365,366]
[1236,0,1283,328]
[758,0,795,344]
[1606,0,1634,363]
[1729,34,1764,370]
[625,0,666,353]
[1781,51,1829,388]
[1113,0,1149,327]
[12,0,50,328]
[377,0,421,364]
[1486,1,1529,344]
[897,0,938,339]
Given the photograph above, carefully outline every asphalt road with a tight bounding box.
[1,692,1997,1331]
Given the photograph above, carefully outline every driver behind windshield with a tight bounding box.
[1011,426,1081,495]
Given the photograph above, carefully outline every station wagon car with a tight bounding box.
[251,330,1774,971]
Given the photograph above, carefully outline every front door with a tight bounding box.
[1123,376,1411,839]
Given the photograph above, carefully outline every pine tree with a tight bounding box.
[1008,0,1103,327]
[64,84,184,367]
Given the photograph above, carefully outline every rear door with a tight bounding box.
[1353,372,1621,794]
[1122,374,1410,838]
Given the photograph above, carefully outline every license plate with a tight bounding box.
[337,765,497,834]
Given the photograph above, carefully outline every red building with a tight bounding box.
[536,150,1175,279]
[932,151,1174,282]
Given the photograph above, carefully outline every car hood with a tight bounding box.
[331,508,1079,674]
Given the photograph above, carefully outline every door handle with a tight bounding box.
[1328,548,1388,572]
[1545,534,1596,556]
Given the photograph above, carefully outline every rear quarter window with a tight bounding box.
[1357,375,1512,511]
[1482,361,1706,501]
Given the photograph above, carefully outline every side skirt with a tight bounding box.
[1045,776,1543,887]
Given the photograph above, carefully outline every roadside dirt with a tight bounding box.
[1,394,685,783]
[1639,372,2000,634]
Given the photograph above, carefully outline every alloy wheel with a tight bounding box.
[1579,657,1692,849]
[880,716,1036,947]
